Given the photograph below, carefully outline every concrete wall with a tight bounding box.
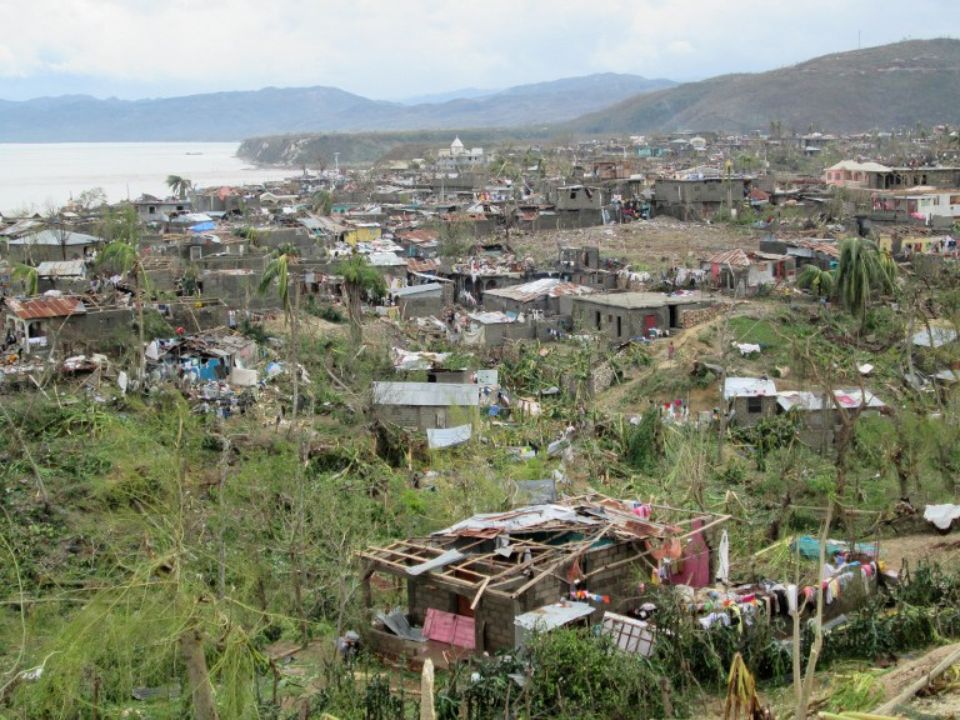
[793,409,835,453]
[403,540,650,653]
[167,302,230,333]
[729,395,778,427]
[57,308,136,355]
[476,320,537,347]
[398,294,444,319]
[374,403,476,430]
[5,243,99,264]
[554,186,602,211]
[573,300,669,341]
[200,271,276,309]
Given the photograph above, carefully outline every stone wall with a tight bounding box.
[679,303,728,328]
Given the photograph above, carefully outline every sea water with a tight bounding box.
[0,142,295,214]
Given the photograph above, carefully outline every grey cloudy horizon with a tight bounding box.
[0,0,957,102]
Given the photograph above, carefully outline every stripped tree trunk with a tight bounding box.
[181,627,219,720]
[420,659,436,720]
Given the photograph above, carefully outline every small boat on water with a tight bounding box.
[185,152,203,156]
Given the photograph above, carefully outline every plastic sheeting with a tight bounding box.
[426,424,472,449]
[924,504,960,531]
[716,529,730,584]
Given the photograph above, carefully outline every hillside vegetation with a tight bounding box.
[566,38,960,134]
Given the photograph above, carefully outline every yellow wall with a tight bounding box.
[343,226,382,246]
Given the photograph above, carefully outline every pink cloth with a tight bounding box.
[668,518,711,588]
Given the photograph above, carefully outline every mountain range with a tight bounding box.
[0,74,675,142]
[4,39,959,147]
[565,38,960,134]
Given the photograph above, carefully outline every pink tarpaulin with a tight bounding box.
[669,518,711,588]
[423,608,476,650]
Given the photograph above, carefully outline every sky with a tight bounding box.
[0,0,957,102]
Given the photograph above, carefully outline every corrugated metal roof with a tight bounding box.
[834,388,885,410]
[776,391,826,411]
[704,248,752,267]
[436,504,597,536]
[483,278,594,303]
[407,258,441,274]
[0,218,42,237]
[7,229,101,246]
[573,291,706,310]
[515,601,595,632]
[372,381,479,407]
[6,296,87,320]
[36,260,86,277]
[367,252,407,267]
[390,283,442,298]
[723,376,777,399]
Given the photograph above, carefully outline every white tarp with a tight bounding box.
[230,367,259,387]
[716,529,730,584]
[924,504,960,531]
[426,424,472,449]
[475,369,499,386]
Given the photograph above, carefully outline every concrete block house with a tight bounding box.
[360,495,722,660]
[371,381,480,430]
[571,291,717,340]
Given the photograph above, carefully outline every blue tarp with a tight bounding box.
[190,222,216,233]
[198,358,221,382]
[791,535,878,560]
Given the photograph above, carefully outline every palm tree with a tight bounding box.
[796,264,835,299]
[166,175,193,200]
[12,264,39,295]
[259,246,304,424]
[258,247,300,323]
[835,237,896,333]
[336,254,385,345]
[99,238,148,378]
[311,190,333,216]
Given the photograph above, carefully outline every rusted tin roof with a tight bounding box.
[6,296,87,320]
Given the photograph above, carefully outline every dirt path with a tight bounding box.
[874,533,960,574]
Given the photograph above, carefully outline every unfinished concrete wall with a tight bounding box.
[374,404,476,430]
[730,395,777,427]
[476,594,518,651]
[398,295,444,319]
[408,579,460,625]
[57,308,136,355]
[585,543,649,614]
[573,301,669,340]
[167,303,229,333]
[794,409,835,453]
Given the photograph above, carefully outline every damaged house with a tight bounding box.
[724,377,778,427]
[371,381,480,431]
[700,249,795,295]
[571,291,718,340]
[482,278,593,317]
[3,296,88,356]
[360,495,723,660]
[776,388,888,452]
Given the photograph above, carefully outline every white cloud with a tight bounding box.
[0,0,957,99]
